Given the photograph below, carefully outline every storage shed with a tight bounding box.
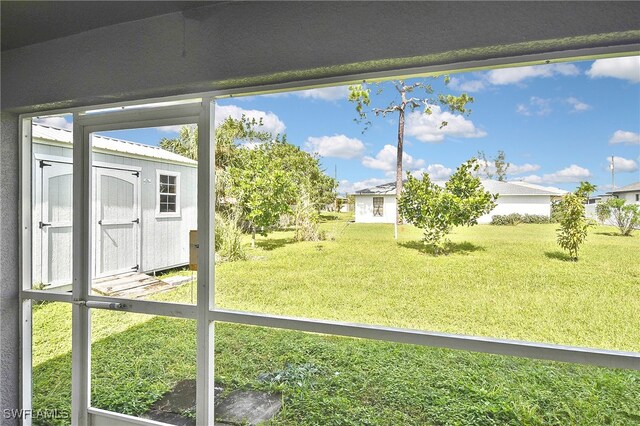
[354,179,567,224]
[31,123,197,289]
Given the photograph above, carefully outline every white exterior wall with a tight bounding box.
[477,195,552,224]
[617,192,640,205]
[354,194,551,224]
[355,195,396,223]
[32,142,197,283]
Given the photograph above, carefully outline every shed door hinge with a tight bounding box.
[39,160,52,168]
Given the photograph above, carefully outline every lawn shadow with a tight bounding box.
[594,231,630,237]
[256,237,294,251]
[544,251,575,262]
[399,240,485,256]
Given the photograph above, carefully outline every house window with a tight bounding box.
[636,194,639,202]
[373,197,384,217]
[157,171,180,216]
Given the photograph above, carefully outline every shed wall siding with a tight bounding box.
[32,142,197,280]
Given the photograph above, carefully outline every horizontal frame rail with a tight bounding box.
[211,309,640,371]
[20,287,639,370]
[86,295,197,319]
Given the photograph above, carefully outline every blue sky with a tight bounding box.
[38,56,640,195]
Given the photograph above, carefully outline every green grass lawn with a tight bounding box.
[32,218,640,425]
[217,217,639,352]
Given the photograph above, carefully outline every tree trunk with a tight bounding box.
[251,227,256,248]
[396,108,405,226]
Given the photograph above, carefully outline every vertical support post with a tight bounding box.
[71,116,91,425]
[196,98,215,425]
[19,117,33,426]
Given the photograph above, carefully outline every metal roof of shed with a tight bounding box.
[355,179,568,196]
[32,123,197,166]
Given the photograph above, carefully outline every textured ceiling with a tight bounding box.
[1,1,212,51]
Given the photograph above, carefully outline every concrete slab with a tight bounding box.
[215,390,282,425]
[143,379,281,425]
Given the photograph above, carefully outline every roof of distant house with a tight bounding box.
[609,182,640,194]
[32,122,197,166]
[354,179,568,196]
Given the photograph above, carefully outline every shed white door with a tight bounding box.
[40,160,73,286]
[94,167,141,278]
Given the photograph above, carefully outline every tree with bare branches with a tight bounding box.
[349,79,473,231]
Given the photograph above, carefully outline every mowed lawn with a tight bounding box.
[31,217,640,425]
[218,216,640,352]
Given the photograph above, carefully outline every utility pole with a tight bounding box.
[610,155,615,190]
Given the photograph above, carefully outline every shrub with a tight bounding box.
[491,214,550,225]
[293,191,326,242]
[550,200,563,223]
[398,159,497,255]
[215,208,246,261]
[595,198,640,236]
[556,193,591,260]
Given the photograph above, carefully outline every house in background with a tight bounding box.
[32,123,197,290]
[354,179,567,224]
[609,182,640,204]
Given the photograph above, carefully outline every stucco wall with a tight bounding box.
[355,194,552,224]
[355,195,397,224]
[477,195,552,224]
[618,192,640,204]
[1,112,20,426]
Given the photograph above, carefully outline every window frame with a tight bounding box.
[372,196,384,217]
[155,169,181,218]
[18,52,640,426]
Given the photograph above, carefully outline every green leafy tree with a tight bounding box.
[230,144,296,247]
[398,159,497,255]
[595,198,639,236]
[263,141,337,211]
[556,190,592,261]
[477,150,510,181]
[576,181,597,202]
[160,125,198,160]
[349,79,473,226]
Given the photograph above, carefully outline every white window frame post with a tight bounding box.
[196,97,215,425]
[71,115,92,425]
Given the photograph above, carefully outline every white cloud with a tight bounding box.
[362,144,425,172]
[522,164,591,184]
[262,85,350,101]
[587,56,640,83]
[477,160,541,176]
[338,178,388,195]
[566,97,591,112]
[215,104,286,135]
[305,134,365,159]
[516,96,552,116]
[448,63,580,93]
[609,130,640,145]
[33,116,72,130]
[609,156,639,173]
[487,63,579,85]
[448,77,486,92]
[295,86,350,101]
[409,164,453,180]
[404,105,487,142]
